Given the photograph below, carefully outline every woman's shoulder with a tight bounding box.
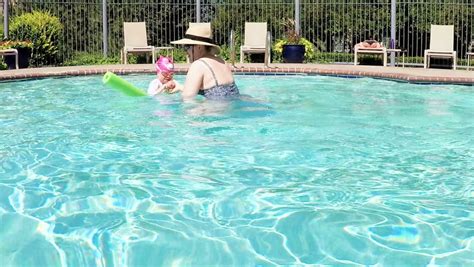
[199,56,226,65]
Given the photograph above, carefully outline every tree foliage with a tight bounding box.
[9,10,63,66]
[7,0,474,64]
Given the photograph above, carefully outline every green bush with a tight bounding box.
[9,10,63,66]
[0,60,7,70]
[63,52,119,66]
[170,49,188,63]
[311,52,352,64]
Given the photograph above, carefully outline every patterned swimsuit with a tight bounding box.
[197,60,240,100]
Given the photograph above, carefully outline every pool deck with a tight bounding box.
[1,63,473,85]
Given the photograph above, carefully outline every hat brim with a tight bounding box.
[171,38,220,49]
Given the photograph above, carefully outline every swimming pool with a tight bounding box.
[1,74,473,266]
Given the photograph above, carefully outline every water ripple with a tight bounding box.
[1,75,473,266]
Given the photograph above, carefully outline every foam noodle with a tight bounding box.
[102,72,147,97]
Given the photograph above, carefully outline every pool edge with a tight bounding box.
[0,64,473,86]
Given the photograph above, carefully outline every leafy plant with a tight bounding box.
[281,18,300,45]
[0,40,34,50]
[169,49,188,63]
[0,61,7,70]
[9,10,63,66]
[272,19,316,62]
[63,52,119,66]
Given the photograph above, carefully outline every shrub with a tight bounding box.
[170,49,188,63]
[0,40,34,50]
[63,52,119,66]
[311,52,352,64]
[0,61,7,70]
[271,18,316,62]
[9,10,63,66]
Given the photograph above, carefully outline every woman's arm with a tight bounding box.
[181,62,204,101]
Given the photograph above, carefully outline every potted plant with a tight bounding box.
[273,19,315,63]
[0,40,33,69]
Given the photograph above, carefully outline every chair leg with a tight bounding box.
[124,51,128,64]
[354,51,358,66]
[240,48,244,63]
[152,47,156,64]
[452,52,457,70]
[383,52,387,67]
[424,53,427,68]
[15,50,19,69]
[468,55,471,71]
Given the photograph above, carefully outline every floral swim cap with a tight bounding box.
[155,56,174,74]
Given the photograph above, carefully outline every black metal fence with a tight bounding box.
[2,0,474,67]
[1,0,4,38]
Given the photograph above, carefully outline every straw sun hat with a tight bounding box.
[171,24,219,49]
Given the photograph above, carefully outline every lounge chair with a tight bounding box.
[0,49,19,69]
[354,40,387,67]
[424,25,457,70]
[240,22,270,64]
[121,22,155,64]
[468,41,474,71]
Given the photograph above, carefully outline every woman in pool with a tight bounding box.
[171,24,239,101]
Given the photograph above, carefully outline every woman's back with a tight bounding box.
[198,57,235,89]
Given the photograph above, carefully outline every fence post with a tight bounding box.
[102,0,108,57]
[3,0,9,39]
[390,0,396,66]
[295,0,300,36]
[196,0,201,22]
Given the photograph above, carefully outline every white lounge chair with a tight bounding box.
[354,41,387,67]
[0,49,19,69]
[121,22,155,64]
[467,41,474,71]
[240,22,270,64]
[424,25,457,70]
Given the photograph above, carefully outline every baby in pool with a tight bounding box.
[148,56,181,96]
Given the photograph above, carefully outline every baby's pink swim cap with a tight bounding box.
[155,56,174,74]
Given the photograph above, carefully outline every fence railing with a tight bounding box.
[2,0,474,67]
[1,0,5,39]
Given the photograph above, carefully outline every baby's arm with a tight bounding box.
[165,80,183,94]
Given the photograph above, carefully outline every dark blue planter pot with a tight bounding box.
[282,44,305,63]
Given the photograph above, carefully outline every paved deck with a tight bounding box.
[0,63,473,85]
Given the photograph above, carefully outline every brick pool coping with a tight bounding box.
[1,63,473,85]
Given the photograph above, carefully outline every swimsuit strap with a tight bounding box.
[198,59,219,87]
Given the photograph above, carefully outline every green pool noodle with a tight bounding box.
[102,71,147,97]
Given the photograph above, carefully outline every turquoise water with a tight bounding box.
[1,74,473,266]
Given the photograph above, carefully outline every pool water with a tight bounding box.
[1,75,473,266]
